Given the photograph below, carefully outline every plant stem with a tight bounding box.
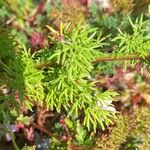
[10,132,20,150]
[35,53,150,69]
[35,62,54,69]
[31,122,53,136]
[93,53,150,63]
[31,122,61,141]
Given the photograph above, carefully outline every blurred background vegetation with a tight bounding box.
[0,0,150,149]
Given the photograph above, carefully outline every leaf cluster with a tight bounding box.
[0,24,117,133]
[113,15,150,58]
[43,25,117,131]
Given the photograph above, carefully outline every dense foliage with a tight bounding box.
[0,0,150,150]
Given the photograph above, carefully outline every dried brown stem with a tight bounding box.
[31,122,52,136]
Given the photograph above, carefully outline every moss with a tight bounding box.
[110,0,135,15]
[95,113,136,150]
[95,106,150,149]
[131,107,150,149]
[49,1,86,30]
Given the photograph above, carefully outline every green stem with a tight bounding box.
[35,53,150,69]
[93,53,150,63]
[10,132,20,150]
[35,62,54,69]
